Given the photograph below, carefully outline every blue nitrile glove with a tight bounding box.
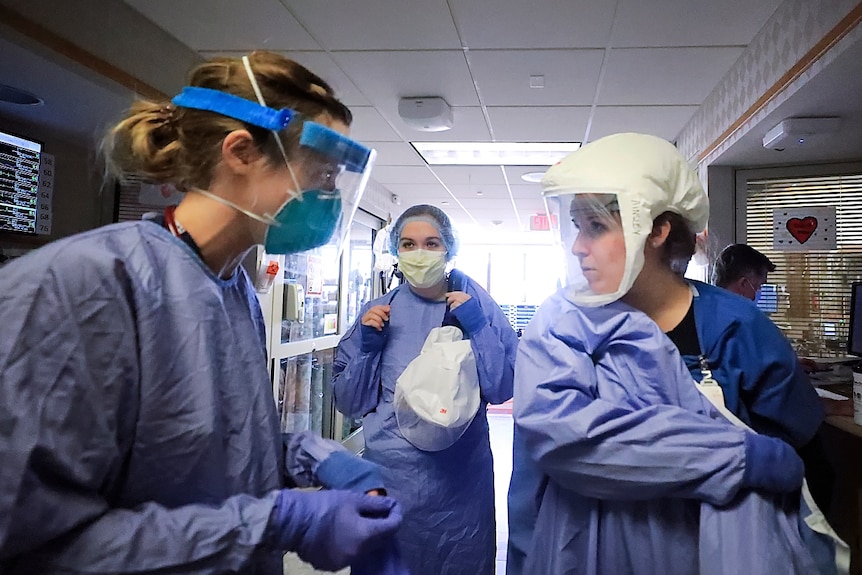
[317,450,386,494]
[441,307,465,332]
[352,537,410,575]
[450,296,488,336]
[267,489,402,572]
[741,432,805,493]
[360,322,389,353]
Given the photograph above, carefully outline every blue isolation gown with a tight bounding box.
[0,221,339,574]
[684,281,824,448]
[508,289,754,575]
[333,271,517,575]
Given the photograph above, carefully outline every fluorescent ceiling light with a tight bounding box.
[411,141,580,166]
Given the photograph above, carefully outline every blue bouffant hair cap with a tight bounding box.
[389,204,459,260]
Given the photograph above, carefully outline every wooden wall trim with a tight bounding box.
[0,4,166,101]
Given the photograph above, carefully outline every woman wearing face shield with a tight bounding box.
[0,52,403,574]
[332,204,519,575]
[507,133,839,575]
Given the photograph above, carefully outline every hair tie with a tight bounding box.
[158,104,177,126]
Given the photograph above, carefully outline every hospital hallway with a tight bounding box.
[489,411,515,575]
[283,410,515,575]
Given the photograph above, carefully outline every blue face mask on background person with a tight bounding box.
[742,276,763,301]
[170,55,375,256]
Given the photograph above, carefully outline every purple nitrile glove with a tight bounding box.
[450,296,488,336]
[742,432,804,494]
[316,450,386,494]
[360,322,389,353]
[266,489,402,571]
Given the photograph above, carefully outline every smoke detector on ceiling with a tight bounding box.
[762,117,841,151]
[398,97,453,132]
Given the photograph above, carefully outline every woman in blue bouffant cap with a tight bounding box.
[334,204,518,575]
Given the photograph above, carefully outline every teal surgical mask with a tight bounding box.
[263,189,341,254]
[398,249,447,288]
[194,181,342,255]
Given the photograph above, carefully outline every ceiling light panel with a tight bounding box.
[412,142,580,166]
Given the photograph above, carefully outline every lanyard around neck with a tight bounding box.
[163,206,201,256]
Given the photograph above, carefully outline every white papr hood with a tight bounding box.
[542,132,709,307]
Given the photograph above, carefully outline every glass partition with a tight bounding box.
[337,218,378,441]
[277,349,335,435]
[259,209,385,446]
[345,220,375,329]
[280,243,341,343]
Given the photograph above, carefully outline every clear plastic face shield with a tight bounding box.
[270,121,377,256]
[546,191,647,307]
[170,57,376,256]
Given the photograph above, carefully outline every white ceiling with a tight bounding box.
[2,0,861,239]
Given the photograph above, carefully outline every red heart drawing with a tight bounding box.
[786,217,818,244]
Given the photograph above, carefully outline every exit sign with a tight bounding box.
[530,213,557,231]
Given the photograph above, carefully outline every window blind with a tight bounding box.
[116,176,165,222]
[745,174,862,357]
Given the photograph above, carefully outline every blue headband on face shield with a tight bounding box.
[172,87,294,130]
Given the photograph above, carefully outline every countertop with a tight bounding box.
[826,415,862,439]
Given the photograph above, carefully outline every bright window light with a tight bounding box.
[411,142,581,166]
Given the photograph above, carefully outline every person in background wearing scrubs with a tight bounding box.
[713,243,847,497]
[333,204,518,575]
[0,52,402,574]
[712,243,776,300]
[507,133,814,574]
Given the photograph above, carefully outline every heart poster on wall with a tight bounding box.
[772,207,836,251]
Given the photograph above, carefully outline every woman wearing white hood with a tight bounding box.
[333,204,518,575]
[506,133,841,575]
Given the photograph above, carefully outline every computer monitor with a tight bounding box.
[848,282,862,357]
[754,283,778,314]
